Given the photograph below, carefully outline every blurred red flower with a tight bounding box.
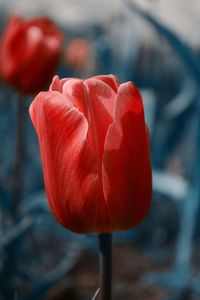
[0,16,63,94]
[29,75,152,233]
[65,38,91,71]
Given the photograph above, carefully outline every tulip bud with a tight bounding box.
[0,16,63,94]
[29,75,152,233]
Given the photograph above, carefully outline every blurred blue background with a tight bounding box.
[0,0,200,299]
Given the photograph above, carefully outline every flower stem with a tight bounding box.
[99,233,112,300]
[12,94,26,217]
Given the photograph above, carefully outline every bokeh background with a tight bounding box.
[0,0,200,299]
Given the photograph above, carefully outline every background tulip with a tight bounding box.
[29,74,152,234]
[0,16,63,94]
[64,38,91,71]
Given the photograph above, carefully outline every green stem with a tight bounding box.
[99,233,112,300]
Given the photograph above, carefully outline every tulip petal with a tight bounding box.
[103,82,152,230]
[91,75,120,93]
[27,17,63,38]
[62,79,86,113]
[30,91,109,233]
[83,78,116,157]
[19,35,61,93]
[50,75,73,92]
[0,17,27,79]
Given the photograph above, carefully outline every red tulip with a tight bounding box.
[29,75,152,233]
[65,38,91,71]
[0,16,63,94]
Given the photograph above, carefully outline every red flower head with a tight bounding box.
[65,38,91,71]
[0,16,63,94]
[29,75,152,233]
